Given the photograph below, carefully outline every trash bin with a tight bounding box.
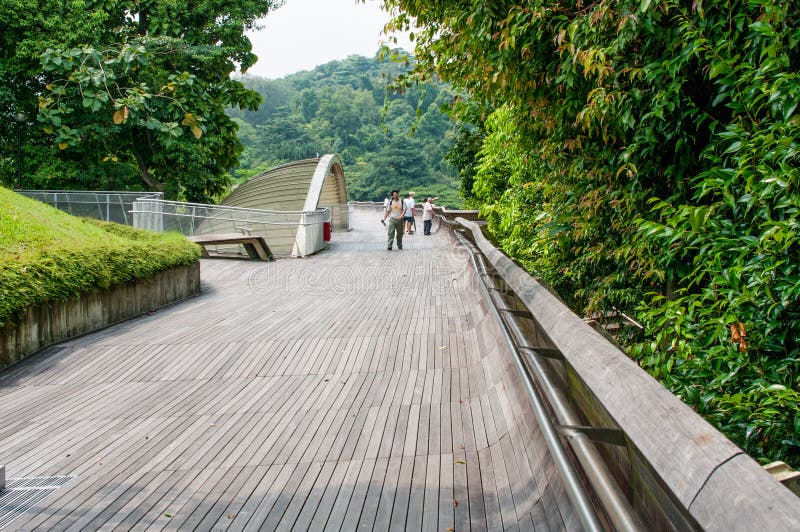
[323,221,331,241]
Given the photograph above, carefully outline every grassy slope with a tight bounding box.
[0,187,201,327]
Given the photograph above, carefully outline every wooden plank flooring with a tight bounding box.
[0,206,568,531]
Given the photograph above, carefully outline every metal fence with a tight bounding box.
[17,190,163,226]
[18,190,330,257]
[131,198,329,257]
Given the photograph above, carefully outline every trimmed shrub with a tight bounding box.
[0,186,200,327]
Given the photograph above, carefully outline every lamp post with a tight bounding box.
[13,112,25,189]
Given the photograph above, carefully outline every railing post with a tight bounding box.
[132,200,141,229]
[121,195,129,226]
[132,199,163,232]
[294,212,307,257]
[348,203,354,231]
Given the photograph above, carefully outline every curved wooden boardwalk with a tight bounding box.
[0,207,571,531]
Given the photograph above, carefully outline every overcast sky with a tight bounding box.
[245,0,414,79]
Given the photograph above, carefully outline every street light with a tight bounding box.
[13,112,25,189]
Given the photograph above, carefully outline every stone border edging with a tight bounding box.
[0,262,200,369]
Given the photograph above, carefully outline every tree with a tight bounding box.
[381,0,800,466]
[228,53,463,205]
[1,0,118,188]
[1,0,282,201]
[444,100,486,205]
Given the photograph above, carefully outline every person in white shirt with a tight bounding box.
[383,195,390,211]
[402,191,416,234]
[382,190,404,250]
[422,196,438,235]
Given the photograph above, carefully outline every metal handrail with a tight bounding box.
[451,217,651,531]
[452,229,605,531]
[133,198,324,216]
[128,208,328,227]
[17,189,163,197]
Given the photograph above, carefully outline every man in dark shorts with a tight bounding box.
[403,191,416,234]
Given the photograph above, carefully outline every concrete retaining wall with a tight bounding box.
[0,263,200,370]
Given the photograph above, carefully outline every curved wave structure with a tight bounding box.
[194,155,349,257]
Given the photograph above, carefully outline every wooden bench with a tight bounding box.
[188,233,274,261]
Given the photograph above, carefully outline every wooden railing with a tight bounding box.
[445,214,799,530]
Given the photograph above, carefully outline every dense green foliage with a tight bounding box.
[228,54,463,206]
[1,0,281,201]
[0,187,200,327]
[384,0,800,465]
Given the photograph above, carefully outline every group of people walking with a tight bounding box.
[381,191,437,250]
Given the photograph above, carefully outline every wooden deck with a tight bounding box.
[0,207,572,531]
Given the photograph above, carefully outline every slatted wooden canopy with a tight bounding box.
[224,155,349,228]
[190,155,348,258]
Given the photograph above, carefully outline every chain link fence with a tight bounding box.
[18,190,330,257]
[131,198,329,257]
[17,190,163,226]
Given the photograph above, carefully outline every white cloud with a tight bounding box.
[245,0,413,79]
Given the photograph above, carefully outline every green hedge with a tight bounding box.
[384,0,800,466]
[0,187,201,327]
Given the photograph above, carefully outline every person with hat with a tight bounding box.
[382,190,404,250]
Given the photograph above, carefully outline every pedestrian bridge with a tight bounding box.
[0,206,797,530]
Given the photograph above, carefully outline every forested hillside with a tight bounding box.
[227,54,462,206]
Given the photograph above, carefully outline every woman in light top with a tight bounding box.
[422,196,438,235]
